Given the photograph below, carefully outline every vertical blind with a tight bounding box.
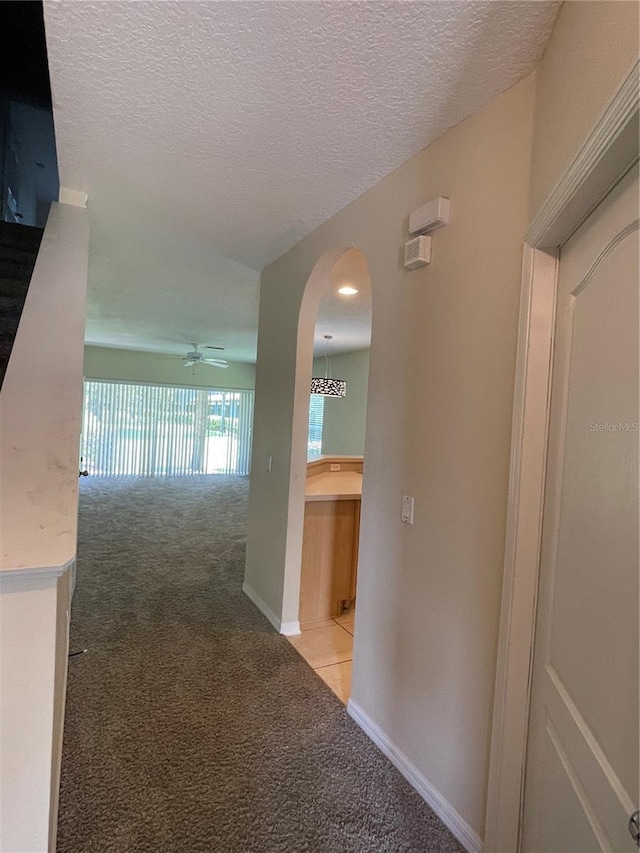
[81,380,254,477]
[307,394,325,459]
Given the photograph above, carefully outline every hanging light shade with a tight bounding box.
[311,334,347,397]
[310,376,347,397]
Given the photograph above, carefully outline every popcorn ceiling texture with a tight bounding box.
[45,0,560,269]
[43,1,559,358]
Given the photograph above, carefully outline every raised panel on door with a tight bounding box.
[522,164,639,853]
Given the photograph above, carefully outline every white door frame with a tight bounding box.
[484,61,639,853]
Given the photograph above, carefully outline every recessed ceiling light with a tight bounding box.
[338,285,359,295]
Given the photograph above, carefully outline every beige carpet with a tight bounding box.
[57,476,464,853]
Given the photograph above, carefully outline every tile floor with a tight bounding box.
[287,604,355,704]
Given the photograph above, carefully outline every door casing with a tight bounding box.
[484,60,640,853]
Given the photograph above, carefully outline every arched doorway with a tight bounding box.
[284,246,372,702]
[244,244,372,649]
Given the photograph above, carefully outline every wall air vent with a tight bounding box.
[404,235,432,270]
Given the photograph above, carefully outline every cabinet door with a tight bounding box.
[299,500,358,624]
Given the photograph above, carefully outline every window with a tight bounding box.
[81,380,253,477]
[307,394,324,459]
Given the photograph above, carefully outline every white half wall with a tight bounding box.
[1,203,90,571]
[0,568,73,853]
[0,573,59,853]
[0,201,89,851]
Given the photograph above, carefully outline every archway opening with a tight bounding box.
[285,246,372,703]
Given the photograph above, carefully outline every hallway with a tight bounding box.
[58,477,462,853]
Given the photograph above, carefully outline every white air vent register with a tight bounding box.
[404,235,432,270]
[403,196,451,271]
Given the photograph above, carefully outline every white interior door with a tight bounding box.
[521,163,639,852]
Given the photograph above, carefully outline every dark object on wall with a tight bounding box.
[0,2,59,227]
[0,220,43,390]
[0,2,52,107]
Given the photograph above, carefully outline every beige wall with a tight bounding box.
[84,345,255,390]
[530,0,639,215]
[312,349,370,456]
[245,74,536,840]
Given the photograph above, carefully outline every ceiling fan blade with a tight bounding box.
[184,359,197,367]
[206,346,225,351]
[203,359,229,368]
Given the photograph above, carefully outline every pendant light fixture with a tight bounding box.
[310,335,347,397]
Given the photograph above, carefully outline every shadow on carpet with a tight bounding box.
[57,476,464,853]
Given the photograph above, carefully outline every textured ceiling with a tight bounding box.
[315,249,372,356]
[84,212,261,359]
[44,0,560,361]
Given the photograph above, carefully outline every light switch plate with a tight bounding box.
[402,495,414,524]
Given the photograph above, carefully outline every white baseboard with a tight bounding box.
[347,699,482,853]
[279,620,301,636]
[242,581,300,636]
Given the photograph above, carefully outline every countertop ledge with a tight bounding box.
[305,471,363,501]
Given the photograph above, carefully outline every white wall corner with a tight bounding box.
[241,581,300,635]
[58,187,88,208]
[279,620,301,636]
[347,699,483,853]
[0,559,75,582]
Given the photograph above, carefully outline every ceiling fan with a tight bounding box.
[174,343,229,369]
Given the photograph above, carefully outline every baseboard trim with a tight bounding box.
[0,557,75,581]
[242,581,300,636]
[279,620,301,636]
[347,699,482,853]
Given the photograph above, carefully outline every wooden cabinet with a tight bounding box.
[299,458,362,629]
